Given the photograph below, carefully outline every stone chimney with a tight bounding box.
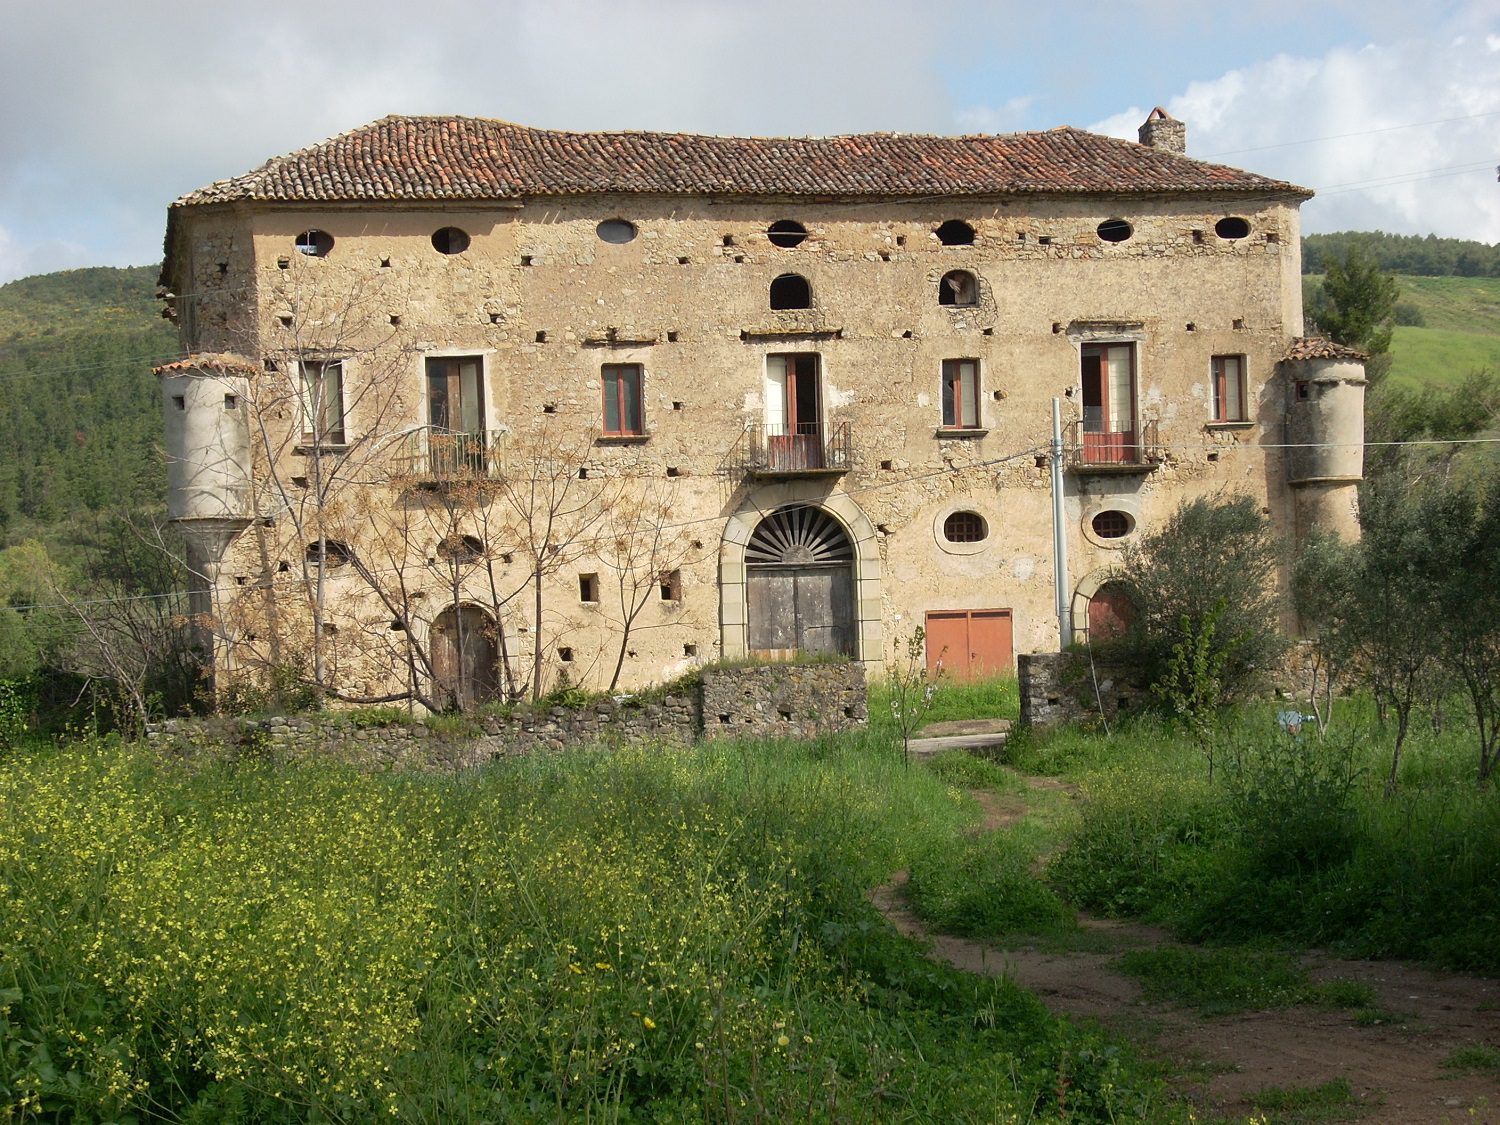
[1138,107,1186,154]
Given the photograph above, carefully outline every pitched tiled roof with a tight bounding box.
[173,115,1311,207]
[1282,337,1369,363]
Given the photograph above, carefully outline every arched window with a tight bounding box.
[770,273,812,310]
[938,270,978,307]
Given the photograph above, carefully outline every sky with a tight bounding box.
[1,0,1497,285]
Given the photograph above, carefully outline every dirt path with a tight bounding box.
[870,780,1500,1123]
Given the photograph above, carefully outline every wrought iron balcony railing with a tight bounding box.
[395,428,506,483]
[737,421,852,476]
[1062,418,1162,471]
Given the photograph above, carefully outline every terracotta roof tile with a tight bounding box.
[154,353,258,376]
[172,115,1311,208]
[1281,337,1369,363]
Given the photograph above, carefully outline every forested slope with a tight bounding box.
[0,266,179,534]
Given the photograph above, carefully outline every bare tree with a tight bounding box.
[594,477,704,691]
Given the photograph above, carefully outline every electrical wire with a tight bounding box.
[4,428,1493,615]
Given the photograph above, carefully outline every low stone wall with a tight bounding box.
[701,661,867,741]
[146,661,867,768]
[1018,652,1149,729]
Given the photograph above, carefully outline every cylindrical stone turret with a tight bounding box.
[1282,338,1367,541]
[157,353,255,527]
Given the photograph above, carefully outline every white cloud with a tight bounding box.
[954,96,1035,135]
[1090,36,1500,243]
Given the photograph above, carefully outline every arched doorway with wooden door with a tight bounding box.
[429,604,500,710]
[744,505,856,659]
[1071,571,1137,646]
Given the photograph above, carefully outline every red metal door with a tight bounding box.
[924,609,1014,679]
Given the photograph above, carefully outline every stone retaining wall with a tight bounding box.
[1018,652,1148,729]
[147,661,866,769]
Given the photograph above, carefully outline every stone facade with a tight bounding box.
[156,112,1363,707]
[146,661,865,767]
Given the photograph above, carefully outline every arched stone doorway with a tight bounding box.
[1071,570,1137,645]
[745,505,856,659]
[430,604,499,710]
[1087,581,1136,640]
[720,485,882,662]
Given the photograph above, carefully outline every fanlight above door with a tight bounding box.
[745,505,853,566]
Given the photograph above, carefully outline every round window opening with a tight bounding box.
[295,229,334,257]
[767,220,808,248]
[1097,219,1133,243]
[431,227,471,255]
[936,219,976,246]
[1215,216,1251,240]
[943,510,988,543]
[1091,510,1133,539]
[596,219,637,244]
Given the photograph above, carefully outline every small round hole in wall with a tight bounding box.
[1091,510,1134,539]
[431,227,470,255]
[936,219,976,246]
[1097,219,1133,243]
[295,229,334,257]
[1215,216,1251,240]
[596,219,637,244]
[767,220,808,248]
[943,510,988,543]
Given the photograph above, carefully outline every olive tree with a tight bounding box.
[1114,493,1287,704]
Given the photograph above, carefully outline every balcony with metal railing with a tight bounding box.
[1063,417,1162,473]
[735,421,852,477]
[393,428,506,485]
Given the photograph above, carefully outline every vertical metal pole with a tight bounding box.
[1050,398,1072,647]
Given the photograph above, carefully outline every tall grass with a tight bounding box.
[1022,703,1500,972]
[0,732,1178,1122]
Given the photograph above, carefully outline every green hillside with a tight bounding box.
[1386,276,1500,389]
[0,266,180,535]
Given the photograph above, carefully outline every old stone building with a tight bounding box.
[158,109,1364,706]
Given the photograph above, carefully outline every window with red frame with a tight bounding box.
[601,364,644,435]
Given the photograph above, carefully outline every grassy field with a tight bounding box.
[1384,275,1500,389]
[1004,699,1500,973]
[0,726,1179,1123]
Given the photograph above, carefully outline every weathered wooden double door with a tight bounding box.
[745,506,856,660]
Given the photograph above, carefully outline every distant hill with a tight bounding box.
[1303,231,1500,278]
[0,266,180,535]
